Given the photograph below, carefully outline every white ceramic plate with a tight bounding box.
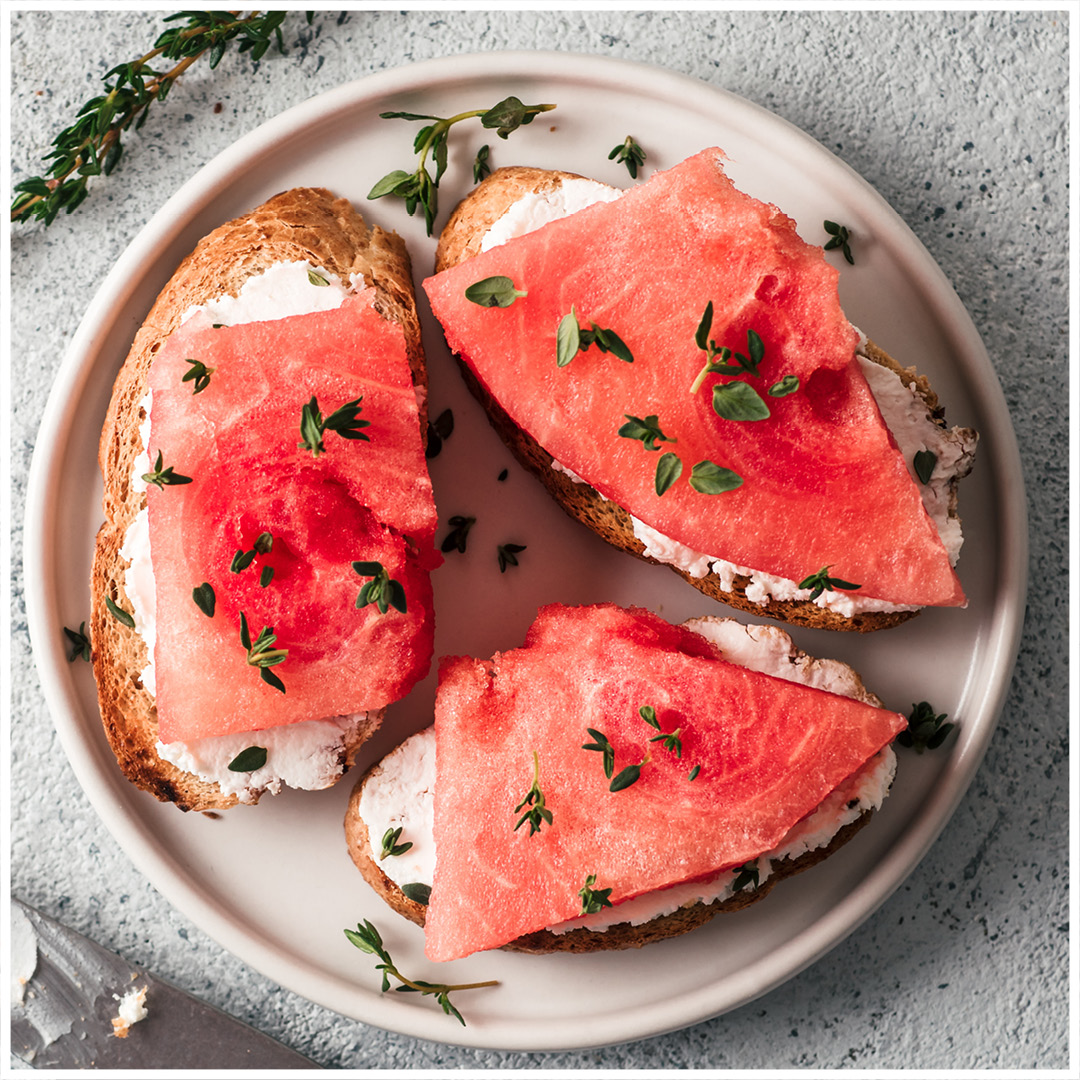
[25,52,1027,1051]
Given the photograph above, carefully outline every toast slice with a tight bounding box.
[91,188,428,812]
[431,165,977,632]
[345,614,897,955]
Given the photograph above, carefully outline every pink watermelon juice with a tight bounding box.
[425,603,906,962]
[424,149,964,608]
[147,290,439,743]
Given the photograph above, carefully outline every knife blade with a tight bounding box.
[10,897,322,1069]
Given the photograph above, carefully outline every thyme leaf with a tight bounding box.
[240,613,287,693]
[370,96,555,235]
[768,374,800,398]
[182,357,215,394]
[913,448,937,485]
[655,451,683,496]
[192,582,215,617]
[797,565,862,601]
[711,380,771,422]
[105,595,135,628]
[142,449,192,489]
[823,220,854,264]
[425,407,454,459]
[578,873,614,915]
[298,395,371,456]
[619,413,676,452]
[307,269,330,287]
[400,883,432,906]
[731,860,760,892]
[344,919,498,1026]
[513,750,553,836]
[688,460,743,495]
[379,826,414,860]
[473,143,491,183]
[608,134,646,178]
[227,746,267,773]
[898,701,955,753]
[497,543,526,573]
[353,561,407,614]
[63,621,92,662]
[441,515,476,554]
[465,275,527,308]
[556,306,634,366]
[582,727,615,779]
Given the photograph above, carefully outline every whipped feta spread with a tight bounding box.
[480,182,977,615]
[123,261,371,800]
[359,618,897,934]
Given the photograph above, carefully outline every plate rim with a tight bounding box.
[23,49,1028,1051]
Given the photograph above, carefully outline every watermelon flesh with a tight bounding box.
[148,290,439,743]
[423,149,964,607]
[425,603,907,962]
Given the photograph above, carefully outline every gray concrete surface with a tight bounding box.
[9,7,1070,1072]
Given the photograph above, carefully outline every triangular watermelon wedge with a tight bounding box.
[148,289,439,743]
[423,149,964,608]
[426,603,906,962]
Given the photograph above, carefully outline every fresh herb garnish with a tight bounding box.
[731,861,760,892]
[690,306,766,392]
[688,764,701,782]
[465,275,527,308]
[105,595,135,628]
[513,750,553,836]
[11,11,300,226]
[655,451,683,496]
[344,919,497,1026]
[425,407,454,459]
[582,728,616,779]
[823,220,854,264]
[556,306,634,367]
[63,621,92,662]
[473,143,491,183]
[578,873,614,915]
[353,561,407,614]
[441,515,476,554]
[497,543,526,573]
[400,883,432,906]
[141,450,192,489]
[231,531,273,574]
[379,826,414,860]
[689,460,744,495]
[307,269,330,287]
[192,582,215,617]
[639,704,682,758]
[259,565,274,588]
[182,357,215,394]
[913,448,937,485]
[610,757,648,792]
[369,96,556,235]
[710,379,771,422]
[240,612,287,693]
[298,395,371,456]
[898,701,955,753]
[619,414,676,452]
[497,468,509,482]
[227,745,267,772]
[768,374,800,398]
[608,135,646,178]
[797,565,862,601]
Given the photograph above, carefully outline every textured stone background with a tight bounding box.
[9,7,1069,1071]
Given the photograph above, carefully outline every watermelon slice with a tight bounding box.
[147,289,439,743]
[425,603,906,962]
[423,149,964,607]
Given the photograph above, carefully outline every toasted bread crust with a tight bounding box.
[345,747,874,953]
[433,167,976,632]
[91,188,421,811]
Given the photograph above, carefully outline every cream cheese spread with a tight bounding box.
[123,261,369,798]
[479,181,977,615]
[358,617,897,934]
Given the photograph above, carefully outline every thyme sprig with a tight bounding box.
[353,561,407,615]
[582,728,615,779]
[299,395,371,456]
[898,701,954,753]
[344,919,498,1027]
[369,96,556,235]
[240,612,287,693]
[497,543,526,573]
[513,750,553,836]
[608,135,646,178]
[619,414,676,452]
[556,306,634,367]
[142,450,193,489]
[578,874,614,915]
[639,704,682,758]
[797,565,862,601]
[731,861,760,892]
[441,515,476,554]
[379,826,414,860]
[823,220,854,264]
[64,622,92,662]
[12,11,297,225]
[182,357,215,394]
[231,531,273,573]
